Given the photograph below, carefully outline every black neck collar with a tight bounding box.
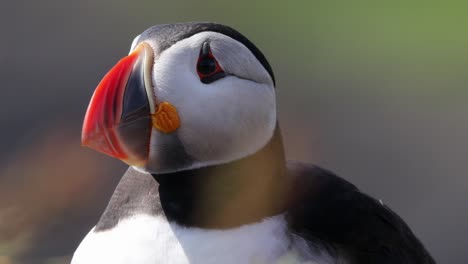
[152,126,290,228]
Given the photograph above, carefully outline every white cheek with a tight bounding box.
[181,78,276,162]
[153,50,276,166]
[148,31,277,171]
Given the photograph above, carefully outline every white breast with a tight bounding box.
[71,214,332,264]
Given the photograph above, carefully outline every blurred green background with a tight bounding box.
[1,1,467,263]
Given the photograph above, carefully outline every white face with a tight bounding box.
[132,32,277,174]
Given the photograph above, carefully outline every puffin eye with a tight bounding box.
[197,57,217,75]
[196,42,225,84]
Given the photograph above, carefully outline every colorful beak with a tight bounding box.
[82,43,155,166]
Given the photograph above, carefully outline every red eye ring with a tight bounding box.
[196,42,226,84]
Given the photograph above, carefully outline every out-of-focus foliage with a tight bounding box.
[0,128,120,263]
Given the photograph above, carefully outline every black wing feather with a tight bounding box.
[286,161,436,264]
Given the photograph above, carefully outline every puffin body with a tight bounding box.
[73,23,435,264]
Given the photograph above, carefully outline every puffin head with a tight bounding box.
[82,23,277,174]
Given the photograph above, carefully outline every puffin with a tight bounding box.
[72,22,436,264]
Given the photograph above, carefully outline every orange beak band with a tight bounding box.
[81,43,155,166]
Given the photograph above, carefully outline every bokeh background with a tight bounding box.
[0,1,467,263]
